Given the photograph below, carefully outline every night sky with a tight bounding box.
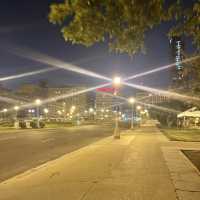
[0,0,197,91]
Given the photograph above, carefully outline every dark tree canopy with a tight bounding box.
[49,0,200,55]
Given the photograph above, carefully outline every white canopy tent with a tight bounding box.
[177,107,200,128]
[177,107,200,118]
[177,111,200,118]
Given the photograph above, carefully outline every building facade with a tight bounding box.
[170,36,185,83]
[95,92,114,120]
[136,92,169,105]
[47,86,88,118]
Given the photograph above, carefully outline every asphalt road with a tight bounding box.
[0,125,113,182]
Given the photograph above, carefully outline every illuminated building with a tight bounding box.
[170,36,185,82]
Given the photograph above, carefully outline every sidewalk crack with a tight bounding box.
[79,181,98,200]
[176,188,200,193]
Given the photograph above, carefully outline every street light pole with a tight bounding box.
[113,76,122,139]
[136,105,142,126]
[114,110,120,139]
[128,97,135,129]
[131,103,134,129]
[36,106,39,128]
[35,99,41,128]
[14,106,19,121]
[43,108,49,120]
[3,109,8,121]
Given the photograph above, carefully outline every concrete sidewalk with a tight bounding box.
[0,127,177,200]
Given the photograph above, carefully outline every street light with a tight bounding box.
[14,106,19,120]
[112,76,122,138]
[114,110,120,139]
[44,108,49,120]
[89,108,94,113]
[35,99,41,128]
[128,97,135,104]
[35,99,41,106]
[44,108,49,114]
[71,105,76,110]
[113,76,121,87]
[14,106,19,111]
[136,105,142,126]
[128,97,135,129]
[89,108,94,120]
[2,108,8,120]
[70,106,76,115]
[3,108,8,113]
[57,110,62,115]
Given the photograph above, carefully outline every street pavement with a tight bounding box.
[0,125,113,182]
[0,122,186,200]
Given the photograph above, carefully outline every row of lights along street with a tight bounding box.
[0,76,149,134]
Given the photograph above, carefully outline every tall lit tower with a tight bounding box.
[170,36,185,82]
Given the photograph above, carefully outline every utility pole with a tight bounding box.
[114,109,120,139]
[128,97,135,129]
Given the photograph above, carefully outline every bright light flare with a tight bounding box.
[35,99,41,105]
[124,55,200,81]
[89,108,94,113]
[57,110,62,115]
[0,96,21,104]
[123,82,200,102]
[71,106,76,110]
[10,83,111,112]
[7,46,111,81]
[128,97,135,104]
[3,108,8,113]
[44,108,49,114]
[0,68,56,82]
[139,102,180,114]
[113,76,121,86]
[14,106,19,111]
[104,93,181,114]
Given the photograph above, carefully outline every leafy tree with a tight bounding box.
[150,99,189,127]
[167,1,200,49]
[183,55,200,94]
[49,0,200,55]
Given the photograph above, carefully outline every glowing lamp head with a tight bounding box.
[14,106,19,111]
[35,99,41,105]
[71,106,76,110]
[137,105,142,110]
[89,108,94,113]
[57,110,62,115]
[128,97,135,104]
[3,108,8,113]
[44,108,49,114]
[113,76,121,86]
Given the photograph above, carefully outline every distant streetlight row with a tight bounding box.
[1,81,147,122]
